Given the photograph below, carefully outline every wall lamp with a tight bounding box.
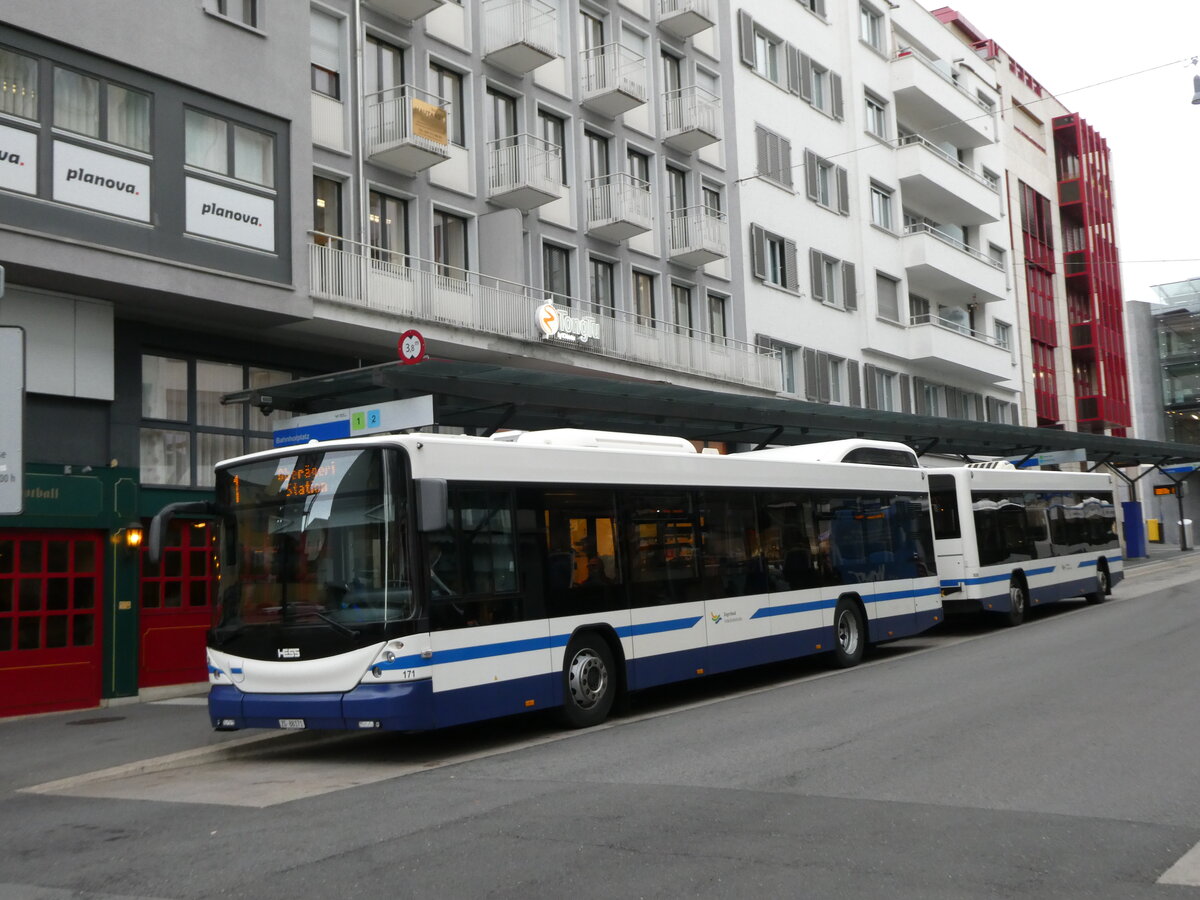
[113,523,146,549]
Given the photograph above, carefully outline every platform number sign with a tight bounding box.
[398,329,426,365]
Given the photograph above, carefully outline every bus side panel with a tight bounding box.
[625,601,705,690]
[703,591,772,675]
[432,672,555,729]
[753,588,833,660]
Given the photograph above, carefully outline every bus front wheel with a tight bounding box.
[560,635,616,728]
[1004,580,1028,627]
[831,599,865,668]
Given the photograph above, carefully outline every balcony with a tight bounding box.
[587,173,653,242]
[668,206,727,267]
[656,0,714,39]
[902,223,1007,303]
[891,48,995,148]
[662,85,721,153]
[580,44,647,118]
[311,92,345,152]
[365,0,445,22]
[896,134,999,226]
[486,134,563,211]
[307,237,781,392]
[363,86,451,176]
[481,0,559,76]
[907,314,1014,383]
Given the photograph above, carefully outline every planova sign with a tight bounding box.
[0,123,37,196]
[53,141,150,221]
[185,177,276,252]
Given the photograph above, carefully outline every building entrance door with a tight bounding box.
[138,519,216,688]
[0,530,104,717]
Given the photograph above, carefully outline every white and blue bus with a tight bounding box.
[151,429,944,732]
[928,463,1124,626]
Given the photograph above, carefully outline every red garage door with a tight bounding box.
[0,531,104,718]
[138,519,215,688]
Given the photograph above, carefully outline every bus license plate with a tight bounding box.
[278,718,306,729]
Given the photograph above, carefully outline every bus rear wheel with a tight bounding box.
[1004,580,1028,627]
[831,599,865,668]
[560,635,616,728]
[1085,565,1110,605]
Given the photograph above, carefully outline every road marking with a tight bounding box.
[149,697,208,706]
[1159,838,1200,886]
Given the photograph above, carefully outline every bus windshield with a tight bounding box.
[212,447,415,652]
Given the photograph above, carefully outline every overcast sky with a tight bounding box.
[915,0,1200,303]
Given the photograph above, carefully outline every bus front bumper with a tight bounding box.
[208,681,434,732]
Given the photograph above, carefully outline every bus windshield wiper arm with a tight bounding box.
[305,609,358,637]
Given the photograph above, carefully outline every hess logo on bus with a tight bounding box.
[278,648,301,659]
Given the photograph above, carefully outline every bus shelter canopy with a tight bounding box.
[223,359,1200,470]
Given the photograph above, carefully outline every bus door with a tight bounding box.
[928,474,966,591]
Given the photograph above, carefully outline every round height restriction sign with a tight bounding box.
[398,329,426,365]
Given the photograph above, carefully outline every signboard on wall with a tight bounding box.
[411,98,448,146]
[0,123,37,196]
[53,140,150,221]
[184,177,276,252]
[0,327,24,515]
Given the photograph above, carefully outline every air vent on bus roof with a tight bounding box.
[492,428,698,453]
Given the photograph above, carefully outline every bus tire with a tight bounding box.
[1004,579,1028,627]
[1085,563,1110,605]
[560,634,616,728]
[831,598,866,669]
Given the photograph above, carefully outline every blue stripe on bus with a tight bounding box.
[940,565,1057,588]
[372,615,704,671]
[751,585,941,619]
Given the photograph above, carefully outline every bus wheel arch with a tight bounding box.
[559,627,623,728]
[831,594,867,668]
[1086,559,1111,604]
[1004,573,1029,627]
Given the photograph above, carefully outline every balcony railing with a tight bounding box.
[364,85,451,175]
[486,133,563,210]
[586,173,653,241]
[896,134,997,192]
[308,235,781,391]
[580,43,647,118]
[656,0,714,39]
[662,85,721,152]
[893,46,992,112]
[311,92,345,151]
[903,223,1004,270]
[481,0,559,75]
[668,205,728,267]
[909,313,1009,350]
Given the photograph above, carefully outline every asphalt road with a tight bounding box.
[1,557,1198,899]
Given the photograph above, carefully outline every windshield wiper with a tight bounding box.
[300,608,359,638]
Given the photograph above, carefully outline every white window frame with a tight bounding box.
[860,4,884,52]
[870,182,894,232]
[865,91,888,140]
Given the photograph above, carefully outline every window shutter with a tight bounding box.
[817,352,831,403]
[847,360,861,407]
[836,166,849,215]
[799,53,813,102]
[913,377,927,415]
[778,135,793,188]
[756,127,770,179]
[863,364,878,409]
[946,386,961,418]
[783,239,799,292]
[803,348,819,401]
[804,149,819,201]
[815,0,827,16]
[899,374,912,414]
[809,248,824,301]
[831,72,844,120]
[842,261,857,310]
[786,44,801,95]
[750,224,767,280]
[738,11,756,67]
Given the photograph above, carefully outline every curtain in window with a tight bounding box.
[185,110,227,172]
[0,49,38,120]
[54,68,100,138]
[141,356,189,421]
[108,85,150,152]
[196,361,243,429]
[234,126,273,187]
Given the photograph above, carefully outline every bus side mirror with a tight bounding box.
[148,501,219,564]
[416,479,448,532]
